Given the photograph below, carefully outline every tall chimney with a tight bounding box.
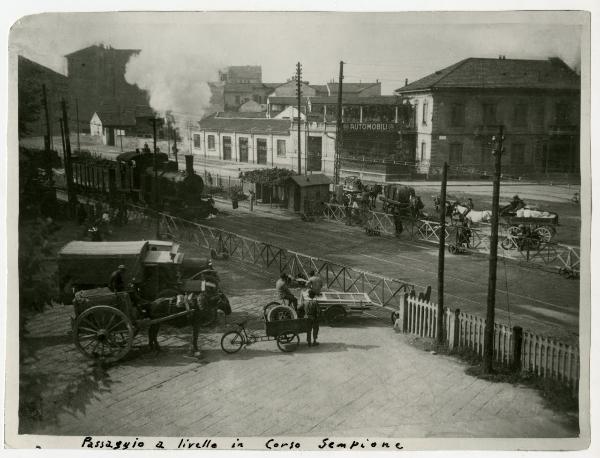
[185,155,194,176]
[405,78,408,86]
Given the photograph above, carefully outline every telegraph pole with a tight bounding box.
[61,99,77,212]
[483,125,504,374]
[296,62,302,175]
[75,98,81,153]
[152,117,160,238]
[41,84,53,183]
[436,162,448,344]
[173,125,179,169]
[334,60,344,184]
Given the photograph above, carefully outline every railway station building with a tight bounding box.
[394,56,581,178]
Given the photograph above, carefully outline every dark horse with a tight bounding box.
[145,289,231,355]
[367,184,383,209]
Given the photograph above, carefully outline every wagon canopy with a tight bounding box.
[58,241,149,286]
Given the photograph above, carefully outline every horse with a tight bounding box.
[453,204,492,224]
[366,184,383,209]
[145,289,231,355]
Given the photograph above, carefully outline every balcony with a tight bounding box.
[549,125,578,136]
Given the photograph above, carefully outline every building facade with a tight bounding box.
[395,57,580,177]
[66,45,151,132]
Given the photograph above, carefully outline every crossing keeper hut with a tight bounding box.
[285,174,331,213]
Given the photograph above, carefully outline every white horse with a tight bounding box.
[454,204,492,224]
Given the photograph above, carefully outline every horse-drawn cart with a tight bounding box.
[300,290,375,324]
[502,212,559,243]
[71,287,195,363]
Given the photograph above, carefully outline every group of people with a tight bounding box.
[77,199,129,241]
[275,270,323,347]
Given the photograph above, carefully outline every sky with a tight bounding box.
[10,11,582,90]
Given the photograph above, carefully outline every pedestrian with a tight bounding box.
[393,210,403,237]
[305,290,321,346]
[275,272,298,310]
[142,143,151,153]
[343,195,352,226]
[108,265,127,292]
[76,202,87,225]
[306,269,323,296]
[352,198,360,224]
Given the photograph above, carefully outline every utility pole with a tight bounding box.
[41,84,53,184]
[173,125,179,169]
[61,99,77,212]
[296,62,302,175]
[152,117,160,238]
[75,98,81,153]
[334,60,344,184]
[436,162,448,344]
[483,125,504,374]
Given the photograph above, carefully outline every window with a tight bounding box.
[449,143,463,164]
[555,102,571,125]
[222,136,232,160]
[422,101,429,125]
[450,103,465,127]
[207,135,215,150]
[277,139,286,157]
[239,137,248,162]
[193,134,201,148]
[420,142,426,162]
[514,103,528,127]
[256,139,267,164]
[511,144,525,165]
[483,103,497,126]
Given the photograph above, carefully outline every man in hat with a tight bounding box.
[108,265,127,292]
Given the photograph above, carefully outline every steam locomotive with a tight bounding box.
[67,151,217,220]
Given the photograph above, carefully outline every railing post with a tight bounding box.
[511,326,523,372]
[448,308,460,350]
[398,293,408,332]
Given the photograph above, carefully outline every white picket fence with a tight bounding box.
[398,296,579,394]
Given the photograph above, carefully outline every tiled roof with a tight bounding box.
[215,111,267,119]
[328,82,380,94]
[395,57,580,92]
[94,109,137,127]
[310,95,402,105]
[288,174,332,187]
[268,96,311,105]
[310,84,329,94]
[198,115,290,134]
[65,44,140,58]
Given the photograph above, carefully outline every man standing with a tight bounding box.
[306,270,323,296]
[108,265,127,292]
[275,272,298,310]
[305,290,321,346]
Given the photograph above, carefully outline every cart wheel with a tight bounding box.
[220,331,244,354]
[534,226,553,243]
[276,333,299,352]
[507,226,520,236]
[266,304,297,322]
[73,305,133,363]
[326,305,347,326]
[500,237,514,250]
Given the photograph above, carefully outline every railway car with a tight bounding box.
[68,151,217,220]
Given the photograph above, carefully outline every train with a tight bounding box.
[63,150,217,220]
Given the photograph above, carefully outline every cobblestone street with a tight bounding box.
[19,259,578,439]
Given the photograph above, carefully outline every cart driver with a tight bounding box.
[108,265,127,292]
[275,272,298,310]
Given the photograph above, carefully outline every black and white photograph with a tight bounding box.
[3,4,594,452]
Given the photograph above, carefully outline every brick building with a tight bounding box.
[65,45,150,133]
[395,56,580,177]
[18,55,69,137]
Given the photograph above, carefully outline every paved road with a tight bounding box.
[19,260,578,441]
[203,201,580,344]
